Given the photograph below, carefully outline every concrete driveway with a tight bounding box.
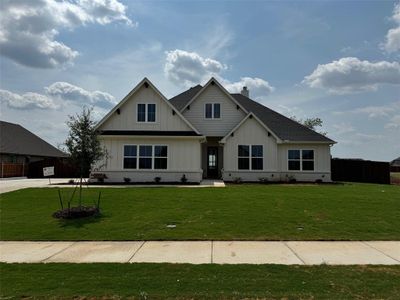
[0,178,73,194]
[1,241,399,265]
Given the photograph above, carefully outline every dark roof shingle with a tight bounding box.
[169,87,334,143]
[169,85,202,111]
[231,94,334,143]
[0,121,67,157]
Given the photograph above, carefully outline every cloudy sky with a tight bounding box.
[1,0,399,161]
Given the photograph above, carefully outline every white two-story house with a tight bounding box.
[94,77,335,183]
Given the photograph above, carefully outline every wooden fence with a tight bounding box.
[27,158,81,178]
[0,162,27,178]
[331,158,391,184]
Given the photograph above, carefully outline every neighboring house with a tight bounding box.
[390,157,400,172]
[94,78,335,183]
[0,121,67,177]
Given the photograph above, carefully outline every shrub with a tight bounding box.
[288,175,296,183]
[233,177,242,184]
[315,179,323,184]
[181,174,188,183]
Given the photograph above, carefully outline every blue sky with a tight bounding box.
[1,0,399,161]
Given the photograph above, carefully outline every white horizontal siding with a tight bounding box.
[182,84,246,136]
[99,85,192,132]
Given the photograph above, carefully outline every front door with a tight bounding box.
[207,147,218,179]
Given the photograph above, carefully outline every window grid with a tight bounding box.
[288,149,314,171]
[123,145,168,170]
[137,103,156,123]
[238,145,263,170]
[205,103,221,119]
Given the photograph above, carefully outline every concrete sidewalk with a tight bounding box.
[1,241,399,265]
[0,178,225,194]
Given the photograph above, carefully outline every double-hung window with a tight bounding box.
[137,103,156,122]
[205,103,221,119]
[154,145,168,169]
[238,145,263,170]
[238,145,250,170]
[139,145,153,169]
[123,145,137,169]
[251,145,263,170]
[288,149,314,171]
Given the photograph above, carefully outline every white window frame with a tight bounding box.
[251,145,263,170]
[204,103,221,119]
[122,144,168,170]
[123,144,138,170]
[137,103,156,123]
[287,149,315,172]
[154,145,168,170]
[138,145,153,170]
[238,144,264,171]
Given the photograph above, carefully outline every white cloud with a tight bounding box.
[0,82,115,110]
[164,49,227,86]
[332,123,356,135]
[382,2,400,53]
[164,49,274,100]
[45,82,116,108]
[0,0,134,68]
[0,89,58,110]
[303,57,400,94]
[223,77,275,100]
[333,101,400,118]
[385,114,400,128]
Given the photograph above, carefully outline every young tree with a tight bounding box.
[291,116,327,136]
[65,107,105,206]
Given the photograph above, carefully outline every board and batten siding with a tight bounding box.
[99,85,192,132]
[277,144,331,173]
[93,137,203,182]
[223,117,278,172]
[221,116,332,182]
[182,84,246,136]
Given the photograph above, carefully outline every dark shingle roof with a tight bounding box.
[169,85,203,111]
[391,157,400,166]
[169,87,334,143]
[0,121,67,157]
[231,94,334,143]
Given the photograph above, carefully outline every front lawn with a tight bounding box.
[1,263,400,299]
[1,183,399,240]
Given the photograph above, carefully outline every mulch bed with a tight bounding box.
[53,206,100,219]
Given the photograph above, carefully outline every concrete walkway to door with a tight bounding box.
[1,241,399,265]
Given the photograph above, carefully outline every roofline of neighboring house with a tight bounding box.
[95,78,201,135]
[0,151,68,158]
[179,77,249,114]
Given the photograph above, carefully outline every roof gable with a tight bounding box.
[178,78,248,114]
[95,78,200,134]
[220,113,281,143]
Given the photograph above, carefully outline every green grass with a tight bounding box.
[1,263,400,299]
[1,183,399,240]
